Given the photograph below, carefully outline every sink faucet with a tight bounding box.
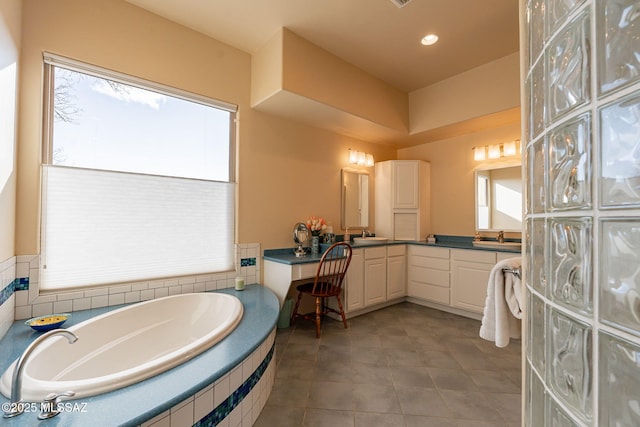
[362,229,367,238]
[3,329,78,418]
[497,231,505,243]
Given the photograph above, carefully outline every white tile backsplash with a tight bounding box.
[9,243,260,320]
[53,299,73,313]
[0,294,15,340]
[125,291,141,304]
[72,297,92,311]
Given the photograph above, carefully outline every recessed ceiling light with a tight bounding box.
[421,34,439,46]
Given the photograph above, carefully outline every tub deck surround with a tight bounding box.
[0,285,279,427]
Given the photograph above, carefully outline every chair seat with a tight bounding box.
[295,281,338,297]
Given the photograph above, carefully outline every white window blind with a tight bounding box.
[40,166,235,291]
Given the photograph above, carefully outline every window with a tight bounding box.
[40,53,237,291]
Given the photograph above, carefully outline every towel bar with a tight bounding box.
[502,266,521,280]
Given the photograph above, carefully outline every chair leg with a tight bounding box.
[315,296,322,338]
[334,294,348,329]
[291,291,303,325]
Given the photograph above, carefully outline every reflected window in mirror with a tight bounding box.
[341,169,370,229]
[475,165,522,231]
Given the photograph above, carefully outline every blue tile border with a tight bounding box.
[195,342,275,426]
[240,257,256,267]
[1,277,29,306]
[14,277,29,291]
[0,281,15,306]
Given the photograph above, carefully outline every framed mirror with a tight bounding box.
[341,169,370,229]
[475,165,522,231]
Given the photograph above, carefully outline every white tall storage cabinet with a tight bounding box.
[374,160,430,240]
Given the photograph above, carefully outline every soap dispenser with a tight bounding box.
[343,227,350,243]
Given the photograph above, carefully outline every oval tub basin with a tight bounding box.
[0,292,243,401]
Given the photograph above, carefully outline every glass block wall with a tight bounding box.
[523,0,640,425]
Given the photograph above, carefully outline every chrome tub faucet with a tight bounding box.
[3,329,78,418]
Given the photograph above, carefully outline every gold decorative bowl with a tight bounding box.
[25,313,71,332]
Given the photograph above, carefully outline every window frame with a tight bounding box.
[39,53,239,292]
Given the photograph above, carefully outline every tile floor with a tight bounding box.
[254,302,521,427]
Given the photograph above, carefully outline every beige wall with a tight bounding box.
[251,28,408,143]
[15,0,396,254]
[409,52,520,135]
[398,122,522,237]
[15,0,520,259]
[0,0,20,261]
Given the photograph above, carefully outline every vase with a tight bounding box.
[311,235,320,254]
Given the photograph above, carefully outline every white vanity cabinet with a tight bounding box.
[364,246,387,306]
[375,160,430,240]
[264,244,521,321]
[407,245,450,304]
[450,249,496,314]
[386,245,406,300]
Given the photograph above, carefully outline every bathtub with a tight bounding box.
[0,292,243,402]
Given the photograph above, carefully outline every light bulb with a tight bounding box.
[473,147,486,161]
[503,141,517,156]
[421,34,439,45]
[488,144,501,159]
[366,154,374,167]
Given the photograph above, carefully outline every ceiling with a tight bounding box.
[125,0,520,93]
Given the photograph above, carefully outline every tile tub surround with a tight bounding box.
[0,285,279,427]
[0,256,17,340]
[7,243,260,325]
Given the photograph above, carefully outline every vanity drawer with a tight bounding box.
[409,245,449,259]
[409,255,449,271]
[365,246,387,260]
[451,249,496,264]
[387,245,406,257]
[408,266,449,287]
[292,262,319,280]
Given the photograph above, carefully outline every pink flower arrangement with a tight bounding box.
[306,216,327,236]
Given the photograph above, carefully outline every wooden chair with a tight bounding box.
[291,242,353,338]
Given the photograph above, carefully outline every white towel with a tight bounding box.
[479,257,523,348]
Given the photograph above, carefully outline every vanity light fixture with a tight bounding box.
[472,140,521,161]
[349,149,374,167]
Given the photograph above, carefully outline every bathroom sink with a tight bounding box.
[472,241,521,250]
[353,237,388,245]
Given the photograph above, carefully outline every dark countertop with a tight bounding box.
[263,235,521,265]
